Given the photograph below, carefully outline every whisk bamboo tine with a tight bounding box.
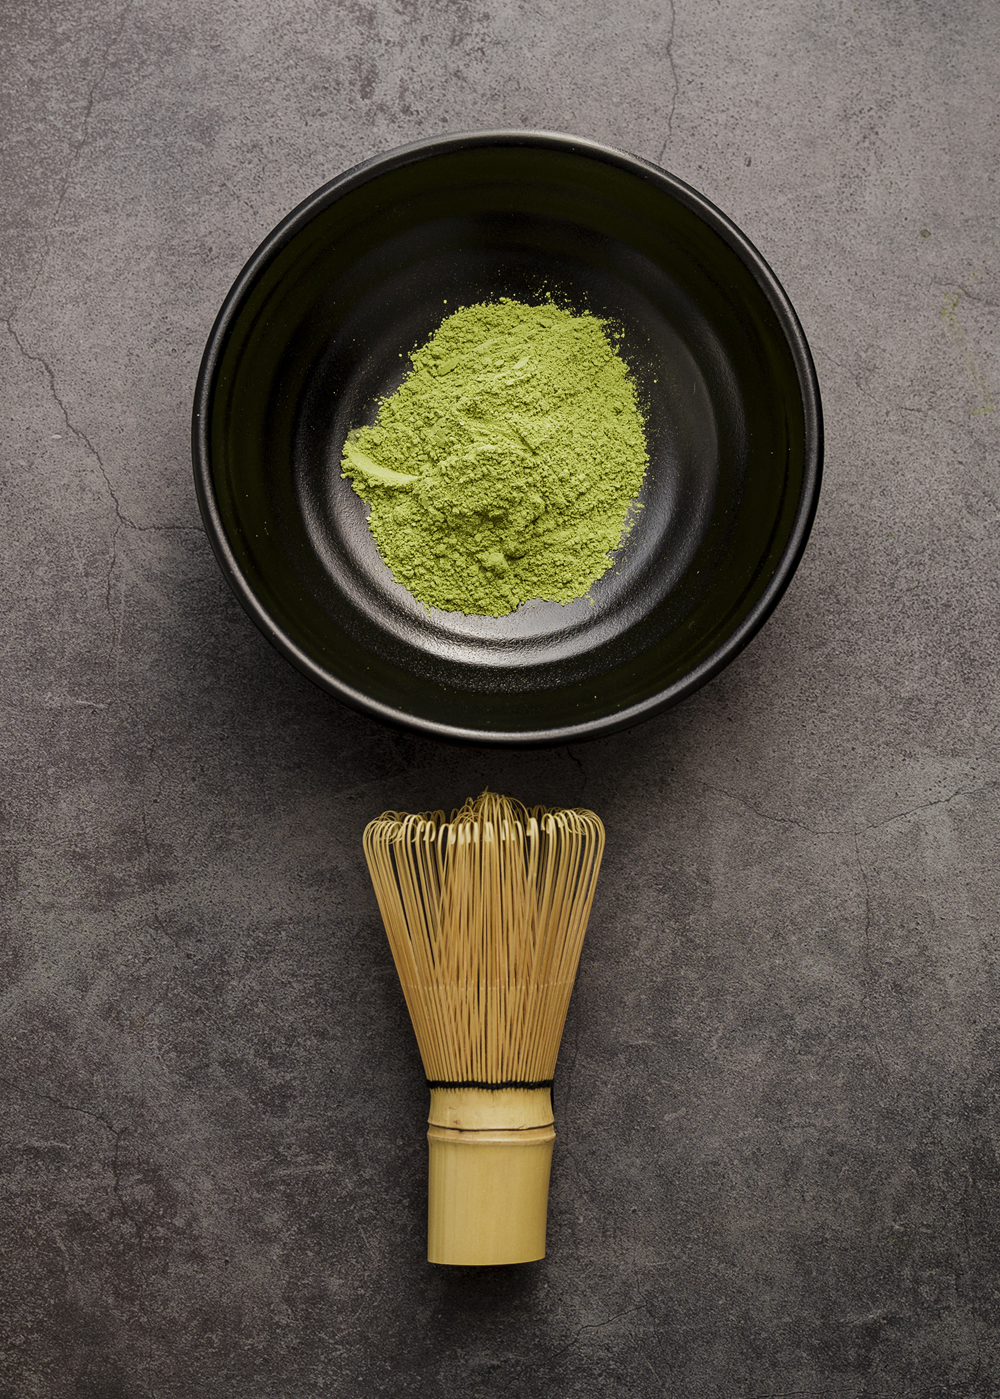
[364,791,605,1265]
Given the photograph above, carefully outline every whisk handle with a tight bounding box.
[426,1086,556,1265]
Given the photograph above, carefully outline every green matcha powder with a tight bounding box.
[341,298,648,617]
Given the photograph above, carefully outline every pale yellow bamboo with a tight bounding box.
[363,791,605,1265]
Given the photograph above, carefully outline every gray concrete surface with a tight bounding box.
[2,1,999,1394]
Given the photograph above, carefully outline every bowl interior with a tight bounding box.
[196,137,820,744]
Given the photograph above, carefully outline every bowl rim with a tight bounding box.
[192,129,823,748]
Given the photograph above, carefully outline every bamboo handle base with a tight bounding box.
[426,1088,555,1266]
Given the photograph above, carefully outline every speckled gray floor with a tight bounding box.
[2,2,999,1395]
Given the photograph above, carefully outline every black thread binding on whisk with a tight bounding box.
[426,1079,554,1091]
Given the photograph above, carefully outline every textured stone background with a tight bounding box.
[2,1,999,1395]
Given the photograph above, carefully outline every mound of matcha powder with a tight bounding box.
[341,298,648,617]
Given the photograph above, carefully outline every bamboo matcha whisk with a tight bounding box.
[363,790,605,1266]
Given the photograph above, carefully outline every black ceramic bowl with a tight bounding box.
[193,132,822,746]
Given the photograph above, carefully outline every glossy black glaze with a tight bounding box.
[192,132,822,745]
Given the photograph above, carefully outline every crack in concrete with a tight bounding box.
[813,343,885,413]
[853,830,872,954]
[565,744,586,790]
[0,1077,152,1384]
[0,1081,145,1244]
[861,783,990,832]
[657,0,679,165]
[928,273,999,311]
[815,340,995,437]
[556,1302,643,1357]
[6,3,199,712]
[4,316,203,647]
[702,779,991,840]
[5,316,202,533]
[0,1076,116,1134]
[20,0,137,314]
[703,775,992,1084]
[106,519,123,635]
[6,316,116,502]
[701,782,844,836]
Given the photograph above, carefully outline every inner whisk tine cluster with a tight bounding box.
[363,792,605,1087]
